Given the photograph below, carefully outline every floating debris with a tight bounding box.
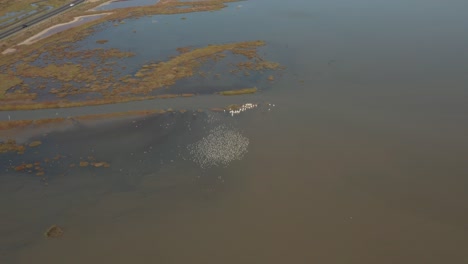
[79,161,89,167]
[188,125,249,168]
[44,225,63,238]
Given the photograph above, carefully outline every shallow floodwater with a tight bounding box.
[94,0,158,11]
[2,0,468,263]
[21,14,107,44]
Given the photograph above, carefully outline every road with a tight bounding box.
[0,0,85,40]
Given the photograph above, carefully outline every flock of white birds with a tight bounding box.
[228,103,258,116]
[188,125,249,168]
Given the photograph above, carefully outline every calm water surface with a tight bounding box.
[1,0,468,263]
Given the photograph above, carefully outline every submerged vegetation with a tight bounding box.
[0,109,168,132]
[0,1,278,184]
[96,39,108,44]
[116,41,276,95]
[1,40,280,110]
[0,139,25,154]
[0,0,282,111]
[44,225,63,238]
[0,74,23,99]
[28,140,42,147]
[219,87,257,96]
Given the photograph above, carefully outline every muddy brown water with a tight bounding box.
[1,0,468,263]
